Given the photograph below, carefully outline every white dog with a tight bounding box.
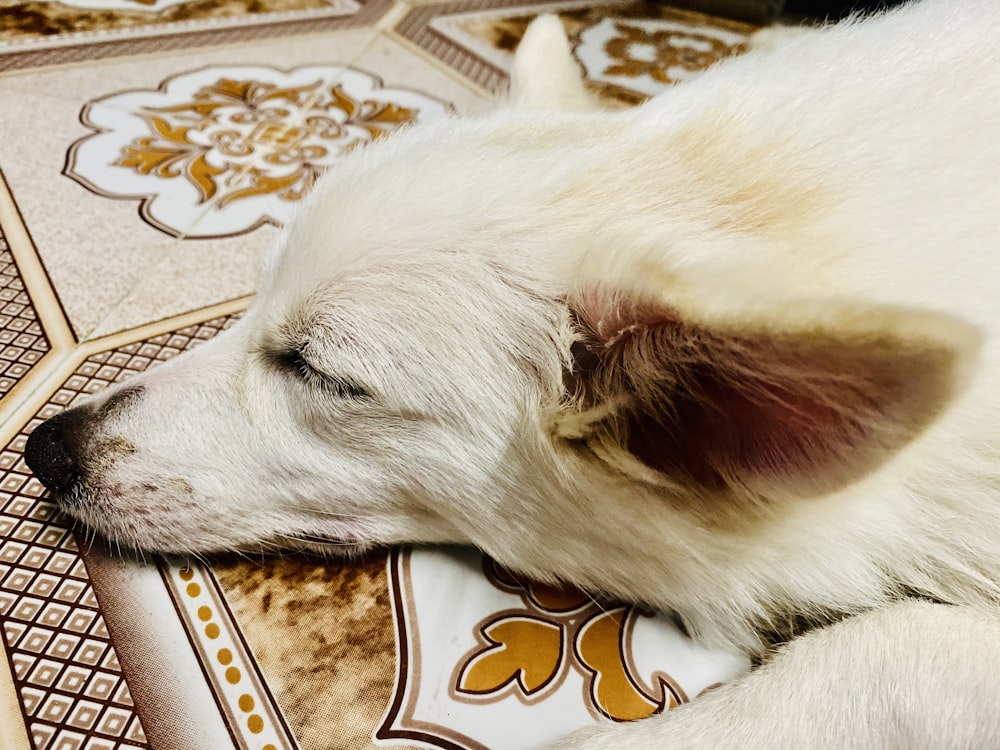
[24,1,1000,746]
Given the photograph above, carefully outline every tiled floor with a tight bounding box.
[0,2,757,749]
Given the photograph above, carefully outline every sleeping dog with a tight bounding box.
[25,1,1000,746]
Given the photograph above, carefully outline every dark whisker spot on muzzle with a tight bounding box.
[97,385,146,419]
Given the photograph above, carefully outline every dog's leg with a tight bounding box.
[546,600,1000,749]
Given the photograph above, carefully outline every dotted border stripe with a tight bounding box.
[163,564,296,750]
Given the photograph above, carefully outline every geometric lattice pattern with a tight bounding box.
[0,474,146,750]
[1,314,237,749]
[57,315,237,404]
[0,232,50,402]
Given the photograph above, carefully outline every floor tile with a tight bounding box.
[71,60,454,241]
[85,235,265,339]
[394,0,755,103]
[0,436,148,749]
[0,28,487,340]
[0,92,189,341]
[0,1,763,747]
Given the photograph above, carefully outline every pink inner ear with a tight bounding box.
[625,339,887,492]
[570,291,930,496]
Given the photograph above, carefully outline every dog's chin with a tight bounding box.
[267,531,373,558]
[48,479,375,559]
[45,488,240,558]
[49,477,89,512]
[59,519,370,561]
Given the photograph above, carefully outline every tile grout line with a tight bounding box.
[79,294,251,357]
[0,350,74,436]
[377,0,419,32]
[0,168,84,454]
[0,172,76,355]
[0,168,250,444]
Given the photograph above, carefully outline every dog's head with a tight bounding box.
[25,18,979,593]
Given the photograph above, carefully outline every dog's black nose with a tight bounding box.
[24,415,80,493]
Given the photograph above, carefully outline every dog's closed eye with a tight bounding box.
[267,346,372,401]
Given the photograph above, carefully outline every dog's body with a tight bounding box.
[24,0,1000,746]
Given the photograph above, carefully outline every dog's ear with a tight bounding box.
[508,15,599,112]
[556,287,980,500]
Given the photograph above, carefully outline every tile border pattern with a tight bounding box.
[0,0,392,72]
[162,561,298,750]
[392,0,754,99]
[393,0,577,94]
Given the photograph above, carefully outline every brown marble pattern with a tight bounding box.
[213,554,421,750]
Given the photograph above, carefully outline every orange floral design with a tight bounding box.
[603,22,736,84]
[116,77,416,210]
[460,616,564,696]
[66,66,450,237]
[455,559,680,721]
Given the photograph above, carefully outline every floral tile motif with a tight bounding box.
[0,0,392,73]
[380,548,749,749]
[65,66,452,239]
[395,0,754,104]
[455,560,682,720]
[576,15,748,96]
[0,230,50,404]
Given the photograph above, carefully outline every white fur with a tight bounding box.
[27,2,1000,746]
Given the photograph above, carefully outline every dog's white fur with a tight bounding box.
[33,1,1000,745]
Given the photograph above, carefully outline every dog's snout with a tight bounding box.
[98,384,145,419]
[24,412,83,494]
